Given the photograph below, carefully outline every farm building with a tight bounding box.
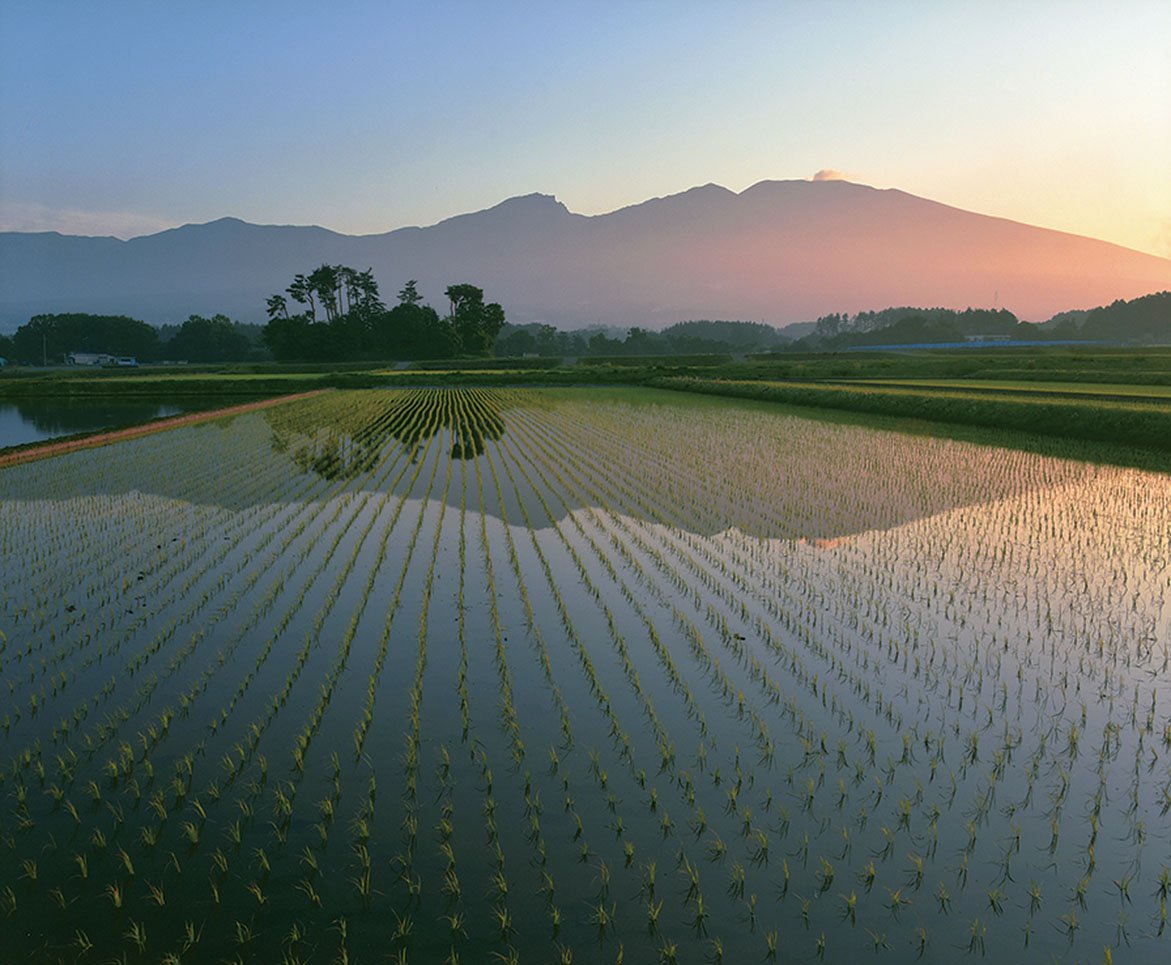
[66,352,138,366]
[66,352,113,366]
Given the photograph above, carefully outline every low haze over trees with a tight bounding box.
[262,266,505,362]
[1,290,1166,366]
[495,319,790,358]
[788,296,1168,349]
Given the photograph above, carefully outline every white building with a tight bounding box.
[66,352,113,366]
[66,352,138,366]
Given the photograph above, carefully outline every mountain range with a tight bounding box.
[2,179,1169,332]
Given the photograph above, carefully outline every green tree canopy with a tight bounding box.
[166,314,253,362]
[445,284,506,356]
[263,268,500,361]
[11,313,160,364]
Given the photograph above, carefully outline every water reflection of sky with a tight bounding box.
[0,399,196,449]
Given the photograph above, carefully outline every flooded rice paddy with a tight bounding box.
[0,386,1169,963]
[0,397,224,451]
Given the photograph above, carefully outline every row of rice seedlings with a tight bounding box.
[0,395,393,955]
[522,391,1053,791]
[460,398,592,954]
[221,393,449,952]
[216,398,443,855]
[503,403,782,750]
[548,405,997,744]
[531,398,829,959]
[0,392,411,760]
[498,396,813,935]
[459,391,575,755]
[136,392,439,956]
[559,391,1161,721]
[0,418,291,715]
[0,392,431,957]
[4,387,1168,960]
[511,415,807,785]
[515,394,904,738]
[16,572,338,944]
[549,388,1088,543]
[0,397,325,639]
[487,395,1063,946]
[391,393,459,922]
[509,396,858,726]
[519,388,1171,955]
[4,392,416,801]
[470,392,762,955]
[355,390,458,762]
[0,412,263,622]
[288,393,446,782]
[0,470,334,824]
[465,388,652,954]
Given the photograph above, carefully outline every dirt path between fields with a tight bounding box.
[0,389,329,469]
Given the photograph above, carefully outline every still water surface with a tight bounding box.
[0,397,224,448]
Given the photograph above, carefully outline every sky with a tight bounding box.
[1,1,1169,256]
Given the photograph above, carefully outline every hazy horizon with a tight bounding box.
[4,176,1169,331]
[6,175,1171,269]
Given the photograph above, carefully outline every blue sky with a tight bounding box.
[2,1,1168,255]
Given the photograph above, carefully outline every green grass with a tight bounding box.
[832,378,1171,400]
[578,353,733,367]
[5,346,1171,459]
[95,372,328,382]
[649,375,1171,463]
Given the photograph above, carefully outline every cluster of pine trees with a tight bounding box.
[262,266,505,362]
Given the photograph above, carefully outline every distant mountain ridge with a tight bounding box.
[2,179,1170,331]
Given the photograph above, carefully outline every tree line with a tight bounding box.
[1,289,1166,366]
[496,319,790,358]
[0,313,262,365]
[261,266,505,362]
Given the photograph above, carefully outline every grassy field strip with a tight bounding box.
[650,375,1171,455]
[829,378,1171,401]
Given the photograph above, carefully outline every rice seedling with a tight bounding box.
[2,386,1169,959]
